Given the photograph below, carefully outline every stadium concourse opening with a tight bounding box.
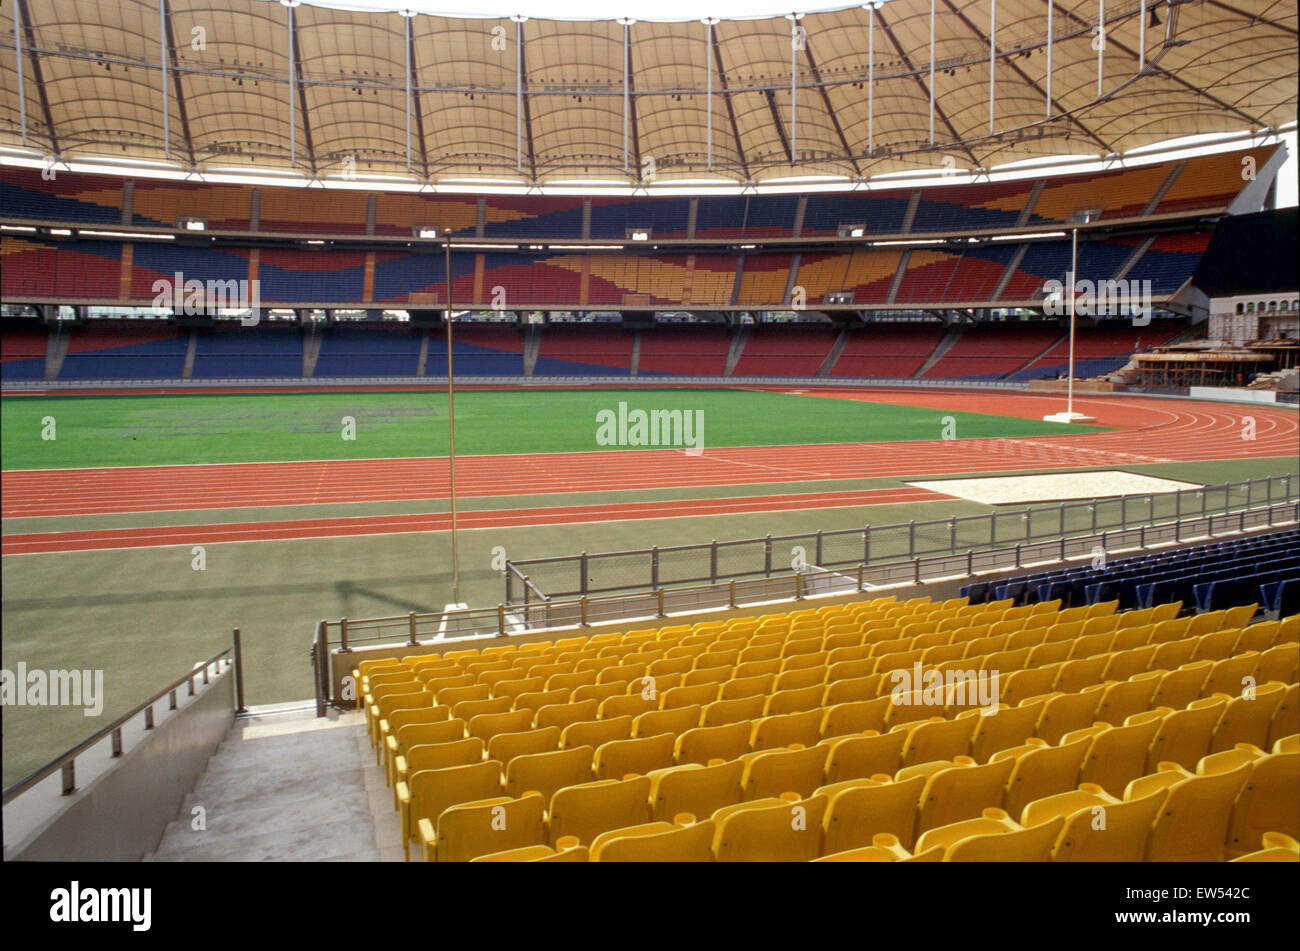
[0,1,1297,924]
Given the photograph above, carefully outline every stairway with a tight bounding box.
[817,326,851,377]
[913,324,964,379]
[182,331,197,379]
[147,705,397,862]
[724,325,750,376]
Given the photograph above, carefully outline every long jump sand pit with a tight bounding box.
[905,470,1203,505]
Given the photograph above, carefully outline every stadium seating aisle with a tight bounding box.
[352,584,1300,862]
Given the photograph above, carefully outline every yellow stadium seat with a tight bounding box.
[967,699,1042,764]
[750,709,824,751]
[1053,655,1109,693]
[1258,643,1300,684]
[396,759,503,861]
[1220,748,1300,857]
[818,775,925,852]
[504,745,593,801]
[534,699,599,731]
[1094,675,1159,727]
[1146,697,1227,771]
[820,697,891,738]
[572,682,625,705]
[733,659,782,680]
[547,670,597,692]
[711,794,828,862]
[513,688,572,716]
[1270,683,1300,748]
[548,776,653,847]
[590,818,716,862]
[379,706,454,778]
[561,716,632,750]
[470,842,589,862]
[918,756,1015,833]
[676,721,752,765]
[394,736,485,800]
[1231,831,1300,862]
[901,716,975,768]
[701,695,765,728]
[740,744,827,799]
[930,809,1065,862]
[593,732,676,779]
[467,708,534,743]
[420,791,547,862]
[660,682,722,709]
[487,726,561,767]
[451,697,511,722]
[763,685,824,717]
[597,692,658,720]
[822,730,906,784]
[997,735,1090,818]
[1135,761,1252,862]
[1022,783,1164,862]
[1036,687,1105,745]
[1078,715,1164,797]
[1211,682,1285,752]
[648,759,744,822]
[1236,620,1281,653]
[633,704,701,738]
[823,673,882,705]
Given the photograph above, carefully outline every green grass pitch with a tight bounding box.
[1,388,1107,469]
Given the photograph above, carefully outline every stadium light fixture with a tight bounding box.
[628,229,651,241]
[180,217,207,231]
[415,225,441,239]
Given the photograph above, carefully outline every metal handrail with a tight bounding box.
[313,501,1299,661]
[2,647,233,805]
[504,475,1298,602]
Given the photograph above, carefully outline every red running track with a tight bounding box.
[0,486,948,555]
[3,391,1295,520]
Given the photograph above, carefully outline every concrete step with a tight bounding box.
[148,705,399,862]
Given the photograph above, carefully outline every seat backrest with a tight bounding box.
[822,775,925,852]
[650,759,745,822]
[505,744,595,800]
[549,776,653,847]
[1145,762,1252,861]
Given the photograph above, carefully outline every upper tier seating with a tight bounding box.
[1,146,1276,241]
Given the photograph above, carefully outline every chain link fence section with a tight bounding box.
[505,474,1298,604]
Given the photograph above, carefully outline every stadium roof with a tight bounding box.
[0,0,1294,187]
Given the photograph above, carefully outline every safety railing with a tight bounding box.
[309,500,1299,713]
[504,474,1298,604]
[2,641,240,805]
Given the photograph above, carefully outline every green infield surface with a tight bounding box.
[0,388,1107,469]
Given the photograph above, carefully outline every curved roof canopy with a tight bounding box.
[0,0,1293,186]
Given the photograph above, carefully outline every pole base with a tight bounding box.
[1042,411,1097,424]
